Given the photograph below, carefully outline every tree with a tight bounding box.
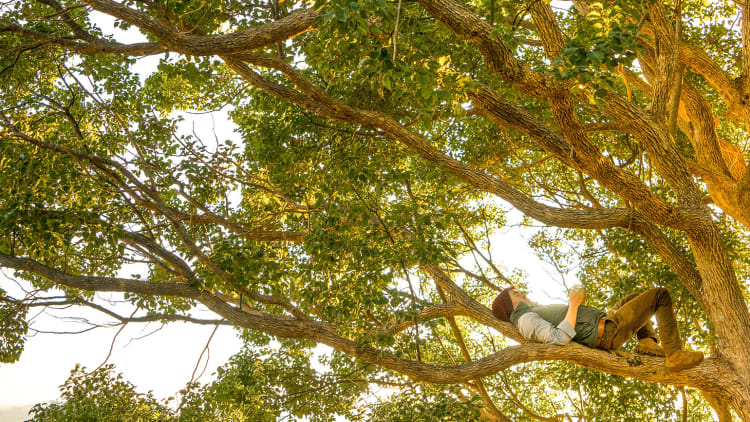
[1,0,749,419]
[27,364,175,422]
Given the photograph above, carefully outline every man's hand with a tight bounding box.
[568,286,586,307]
[563,286,586,332]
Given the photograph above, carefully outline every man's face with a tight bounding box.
[509,286,529,308]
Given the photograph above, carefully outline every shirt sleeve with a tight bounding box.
[516,312,576,345]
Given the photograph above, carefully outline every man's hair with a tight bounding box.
[492,287,515,322]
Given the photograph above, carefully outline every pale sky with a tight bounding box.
[0,294,243,407]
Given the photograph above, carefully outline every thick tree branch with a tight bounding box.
[679,83,734,180]
[222,58,694,234]
[601,89,705,210]
[469,85,701,231]
[702,390,734,422]
[85,0,317,56]
[415,0,559,98]
[200,290,726,389]
[619,65,750,231]
[678,42,750,124]
[646,2,678,119]
[740,0,750,78]
[0,253,200,298]
[667,0,685,139]
[37,0,96,42]
[2,5,316,57]
[420,0,704,234]
[0,20,166,55]
[0,252,725,392]
[527,1,565,57]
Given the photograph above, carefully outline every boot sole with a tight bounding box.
[665,359,703,372]
[636,350,666,357]
[635,347,666,357]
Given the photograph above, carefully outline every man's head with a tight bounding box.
[492,286,530,321]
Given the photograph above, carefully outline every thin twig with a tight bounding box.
[89,307,139,374]
[177,324,220,411]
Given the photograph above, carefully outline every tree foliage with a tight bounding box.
[28,364,175,422]
[2,0,750,420]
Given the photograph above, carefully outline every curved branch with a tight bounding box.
[635,20,750,133]
[415,0,559,98]
[385,303,464,335]
[468,85,701,231]
[0,253,200,298]
[680,42,746,117]
[618,66,750,231]
[0,21,165,55]
[702,390,734,422]
[85,0,317,56]
[78,298,230,326]
[3,5,316,57]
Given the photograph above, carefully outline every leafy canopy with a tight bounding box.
[2,0,750,420]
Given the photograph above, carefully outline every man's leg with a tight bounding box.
[605,288,681,356]
[607,292,664,356]
[608,292,659,341]
[603,287,703,371]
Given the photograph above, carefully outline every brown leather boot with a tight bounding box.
[635,338,666,357]
[665,349,704,372]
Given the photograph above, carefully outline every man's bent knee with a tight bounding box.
[650,287,672,306]
[609,292,640,314]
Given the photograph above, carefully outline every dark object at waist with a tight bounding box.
[595,317,606,348]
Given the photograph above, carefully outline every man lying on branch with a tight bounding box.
[492,285,704,372]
